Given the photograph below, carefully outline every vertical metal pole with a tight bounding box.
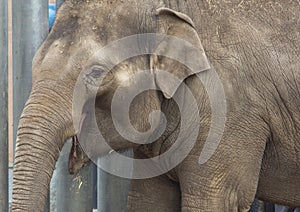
[0,0,9,210]
[249,199,264,212]
[97,150,132,212]
[52,140,94,212]
[264,203,275,212]
[12,0,49,150]
[12,1,49,211]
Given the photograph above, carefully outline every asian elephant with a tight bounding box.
[12,0,300,211]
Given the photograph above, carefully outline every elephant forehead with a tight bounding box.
[68,0,161,42]
[32,37,102,82]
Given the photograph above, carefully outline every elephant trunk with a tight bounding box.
[12,87,74,211]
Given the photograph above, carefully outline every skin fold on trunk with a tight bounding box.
[12,87,74,211]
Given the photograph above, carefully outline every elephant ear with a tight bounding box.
[151,8,210,99]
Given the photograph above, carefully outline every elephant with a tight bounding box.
[12,0,300,211]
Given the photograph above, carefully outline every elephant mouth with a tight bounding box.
[67,112,90,174]
[68,109,119,174]
[68,134,90,175]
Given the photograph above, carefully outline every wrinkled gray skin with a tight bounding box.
[12,0,300,211]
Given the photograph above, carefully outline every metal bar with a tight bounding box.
[0,0,9,210]
[97,150,132,212]
[249,199,264,212]
[52,140,94,212]
[12,0,49,150]
[92,164,98,209]
[264,203,275,212]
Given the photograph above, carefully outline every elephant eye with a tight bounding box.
[87,68,104,79]
[84,68,104,87]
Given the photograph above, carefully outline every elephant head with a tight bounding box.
[12,0,209,210]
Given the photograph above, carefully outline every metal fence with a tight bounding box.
[0,1,298,212]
